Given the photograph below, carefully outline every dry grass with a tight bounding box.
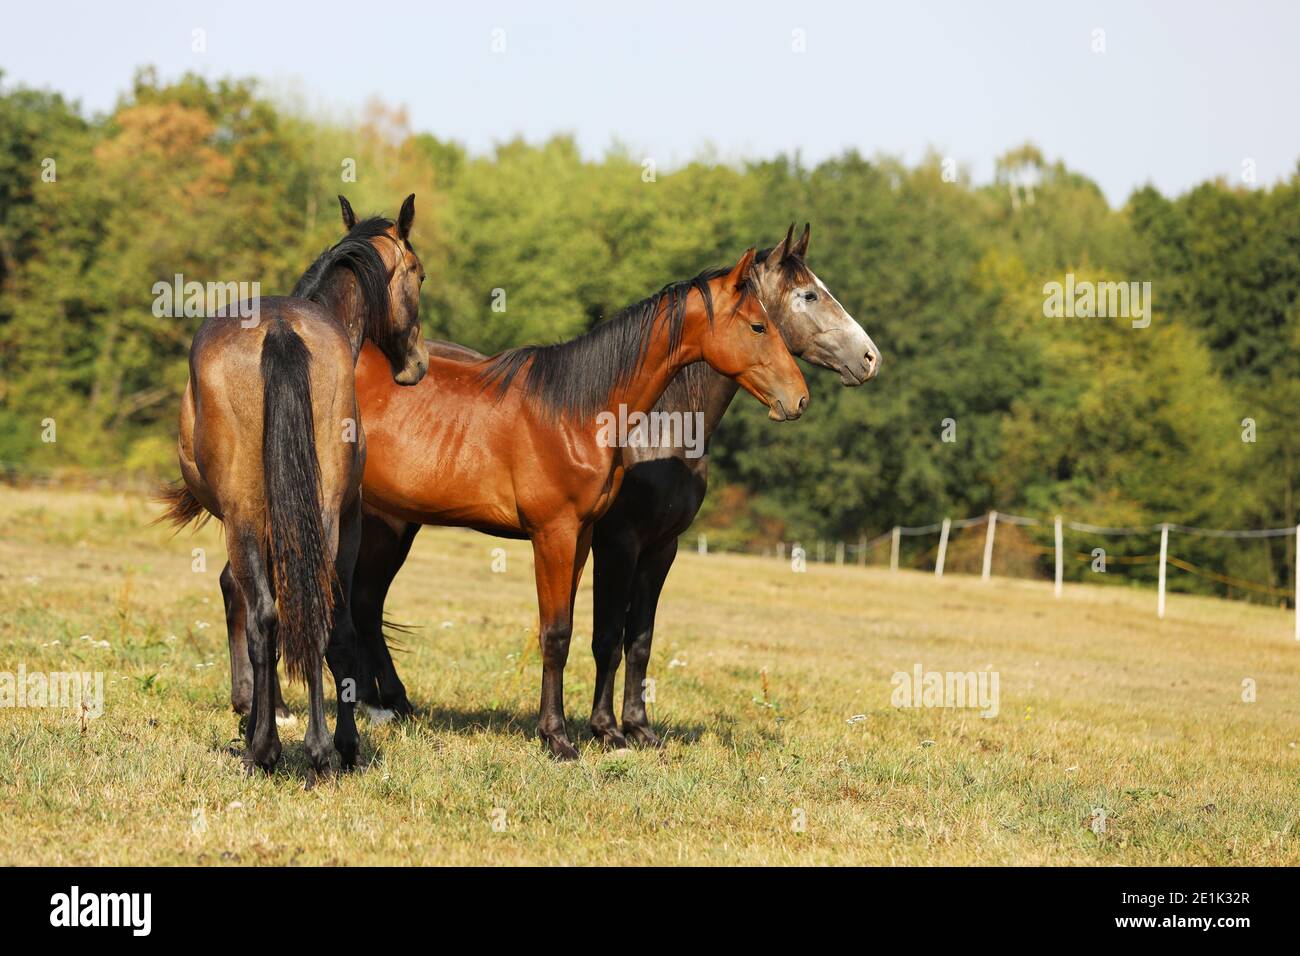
[1,485,1297,865]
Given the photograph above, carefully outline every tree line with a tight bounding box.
[2,69,1297,599]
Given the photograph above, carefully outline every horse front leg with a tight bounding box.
[531,521,593,761]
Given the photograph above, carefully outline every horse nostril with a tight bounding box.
[797,395,808,414]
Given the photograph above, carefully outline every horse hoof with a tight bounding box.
[544,736,580,761]
[244,745,281,774]
[624,724,662,749]
[372,692,415,719]
[335,738,359,771]
[590,723,628,749]
[305,744,333,774]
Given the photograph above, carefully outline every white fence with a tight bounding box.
[697,513,1300,638]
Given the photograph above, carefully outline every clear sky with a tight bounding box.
[3,0,1297,205]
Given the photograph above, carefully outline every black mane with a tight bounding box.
[478,265,756,420]
[292,216,394,349]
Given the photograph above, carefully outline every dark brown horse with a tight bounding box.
[352,225,879,749]
[161,195,428,772]
[341,248,806,759]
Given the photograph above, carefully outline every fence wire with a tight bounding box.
[711,511,1299,610]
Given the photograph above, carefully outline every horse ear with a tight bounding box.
[772,223,795,263]
[728,247,758,288]
[794,222,810,257]
[397,194,416,239]
[338,195,357,231]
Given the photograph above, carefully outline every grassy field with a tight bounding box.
[1,485,1298,865]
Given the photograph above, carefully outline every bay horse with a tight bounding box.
[343,248,807,759]
[353,225,879,749]
[160,194,429,773]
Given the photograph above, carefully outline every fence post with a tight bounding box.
[890,527,901,573]
[1157,523,1169,619]
[835,541,845,565]
[1294,525,1299,641]
[698,533,707,556]
[858,535,867,566]
[981,511,998,582]
[935,518,951,577]
[1054,515,1063,599]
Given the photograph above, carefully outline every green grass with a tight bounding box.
[1,486,1297,865]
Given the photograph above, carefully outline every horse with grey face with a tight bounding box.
[352,223,880,749]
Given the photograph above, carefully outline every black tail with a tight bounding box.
[381,616,418,650]
[261,319,335,684]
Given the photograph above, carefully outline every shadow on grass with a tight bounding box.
[388,699,780,751]
[214,699,782,777]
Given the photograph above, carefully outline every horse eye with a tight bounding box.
[750,323,766,334]
[803,291,818,302]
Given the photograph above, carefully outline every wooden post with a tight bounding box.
[1054,515,1063,599]
[1157,523,1169,619]
[858,534,867,566]
[890,527,900,573]
[981,511,998,582]
[835,541,845,565]
[697,533,707,556]
[935,518,951,577]
[1294,526,1299,641]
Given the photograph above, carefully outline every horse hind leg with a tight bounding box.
[620,538,677,749]
[221,562,253,717]
[353,510,419,718]
[228,526,282,772]
[223,561,293,724]
[302,510,348,775]
[589,527,637,748]
[324,499,363,770]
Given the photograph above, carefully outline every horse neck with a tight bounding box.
[696,367,741,437]
[605,295,712,417]
[315,267,368,360]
